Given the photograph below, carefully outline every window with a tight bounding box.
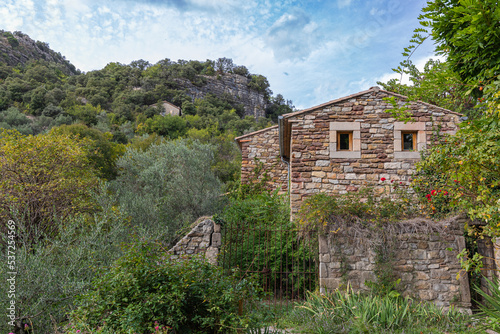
[337,132,352,151]
[394,122,426,159]
[401,131,417,151]
[330,122,361,158]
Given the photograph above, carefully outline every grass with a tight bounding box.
[277,289,476,334]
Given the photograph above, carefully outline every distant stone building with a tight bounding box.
[158,101,181,116]
[235,86,462,214]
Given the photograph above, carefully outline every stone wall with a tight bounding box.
[238,126,289,192]
[168,217,221,265]
[288,88,461,214]
[177,73,268,118]
[319,215,471,311]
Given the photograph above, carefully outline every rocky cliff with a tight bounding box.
[0,30,79,75]
[177,74,268,118]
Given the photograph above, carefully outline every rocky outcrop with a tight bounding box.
[0,30,78,75]
[176,73,269,118]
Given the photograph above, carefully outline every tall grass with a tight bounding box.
[284,289,474,333]
[475,277,500,331]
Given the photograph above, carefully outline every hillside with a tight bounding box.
[0,30,79,75]
[0,30,294,183]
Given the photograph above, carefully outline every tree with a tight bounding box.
[421,0,500,95]
[51,124,126,180]
[111,139,222,244]
[0,130,99,242]
[396,0,500,235]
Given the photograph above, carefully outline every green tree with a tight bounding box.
[111,139,222,244]
[0,130,99,242]
[51,124,126,180]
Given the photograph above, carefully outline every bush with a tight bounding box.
[0,186,131,334]
[284,290,474,333]
[111,139,222,245]
[68,241,259,334]
[219,190,317,299]
[0,129,99,243]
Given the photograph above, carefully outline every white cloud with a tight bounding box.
[337,0,353,9]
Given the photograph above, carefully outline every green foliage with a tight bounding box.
[0,129,99,242]
[297,185,421,231]
[219,189,317,299]
[111,139,222,245]
[69,241,259,334]
[51,124,126,180]
[284,289,474,333]
[475,277,500,332]
[422,0,500,95]
[140,114,188,139]
[379,59,477,118]
[413,116,500,235]
[0,187,130,334]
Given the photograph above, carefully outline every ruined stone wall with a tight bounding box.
[319,215,471,311]
[169,218,221,265]
[289,89,461,214]
[239,126,288,192]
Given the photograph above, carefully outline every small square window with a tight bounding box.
[337,132,352,151]
[402,132,417,151]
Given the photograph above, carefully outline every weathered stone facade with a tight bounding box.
[236,87,462,214]
[237,125,289,192]
[168,217,221,265]
[319,215,471,311]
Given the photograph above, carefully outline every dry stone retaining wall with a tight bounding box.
[319,215,471,311]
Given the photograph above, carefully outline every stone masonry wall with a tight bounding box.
[289,88,461,214]
[169,218,221,265]
[239,126,289,192]
[319,215,471,311]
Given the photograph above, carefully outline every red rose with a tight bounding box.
[381,177,386,181]
[431,190,437,196]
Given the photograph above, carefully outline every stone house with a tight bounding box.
[235,86,462,214]
[157,101,181,116]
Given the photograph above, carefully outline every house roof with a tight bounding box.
[234,125,278,142]
[282,86,463,119]
[235,86,463,141]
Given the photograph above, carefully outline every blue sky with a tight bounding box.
[0,0,438,109]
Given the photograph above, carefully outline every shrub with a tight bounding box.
[0,185,131,334]
[68,241,259,334]
[111,139,222,245]
[0,129,99,243]
[219,189,317,299]
[284,290,474,333]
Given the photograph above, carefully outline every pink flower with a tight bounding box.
[76,331,81,333]
[380,177,386,181]
[155,326,159,331]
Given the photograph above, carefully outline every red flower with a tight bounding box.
[454,180,458,183]
[444,191,449,195]
[380,177,386,181]
[431,190,437,196]
[391,180,394,183]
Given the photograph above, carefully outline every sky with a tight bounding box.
[0,0,439,109]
